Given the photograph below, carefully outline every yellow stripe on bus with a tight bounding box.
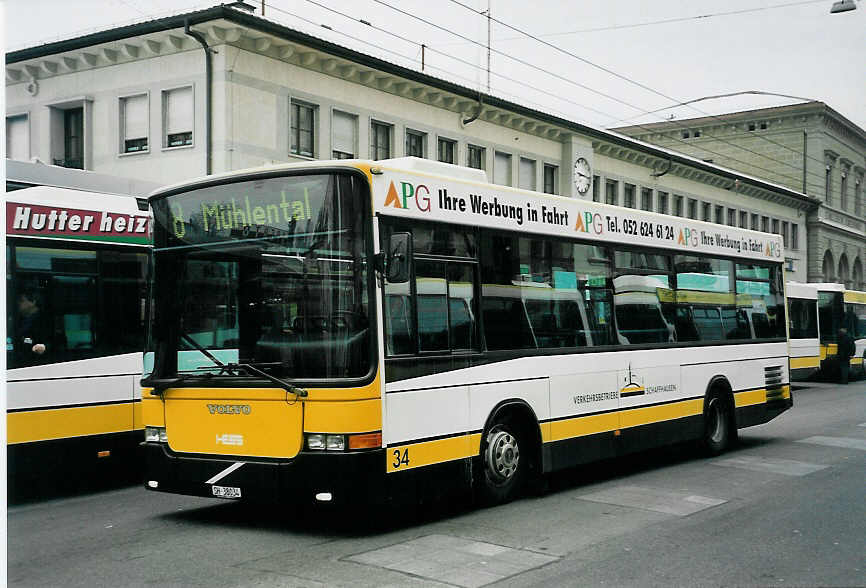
[8,403,138,444]
[386,433,482,473]
[546,412,619,442]
[790,356,820,369]
[851,357,864,366]
[843,291,866,304]
[619,399,704,429]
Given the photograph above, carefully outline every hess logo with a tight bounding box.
[384,181,431,212]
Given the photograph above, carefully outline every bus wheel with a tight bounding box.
[702,391,735,456]
[476,418,527,505]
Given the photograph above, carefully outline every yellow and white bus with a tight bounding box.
[142,157,792,506]
[814,283,866,378]
[786,282,821,380]
[6,179,152,499]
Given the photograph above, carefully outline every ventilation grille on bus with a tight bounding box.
[765,365,784,401]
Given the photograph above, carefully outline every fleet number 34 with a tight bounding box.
[391,448,410,469]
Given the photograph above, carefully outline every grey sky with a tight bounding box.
[5,0,865,131]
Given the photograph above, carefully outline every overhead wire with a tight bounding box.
[444,0,834,178]
[265,0,822,189]
[435,0,827,44]
[366,0,823,187]
[263,2,595,123]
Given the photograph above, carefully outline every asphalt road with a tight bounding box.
[8,379,866,587]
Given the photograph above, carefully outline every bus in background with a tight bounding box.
[786,282,820,381]
[141,157,791,507]
[6,162,156,501]
[814,283,866,379]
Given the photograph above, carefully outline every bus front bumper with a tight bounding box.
[142,442,385,505]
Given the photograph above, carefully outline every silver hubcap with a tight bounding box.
[707,398,724,443]
[485,428,519,482]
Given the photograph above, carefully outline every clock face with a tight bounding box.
[573,157,591,194]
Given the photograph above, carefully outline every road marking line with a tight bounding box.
[797,436,866,451]
[710,455,828,476]
[205,462,245,485]
[577,485,726,516]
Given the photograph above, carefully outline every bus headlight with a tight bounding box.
[145,426,168,443]
[306,434,346,451]
[326,435,346,451]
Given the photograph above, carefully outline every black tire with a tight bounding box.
[701,391,735,456]
[475,417,528,506]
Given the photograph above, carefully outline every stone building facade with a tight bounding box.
[616,103,866,289]
[6,5,817,280]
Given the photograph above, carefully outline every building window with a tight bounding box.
[702,202,712,222]
[437,137,456,164]
[760,121,768,130]
[519,158,536,191]
[467,144,485,169]
[494,151,512,186]
[771,219,780,235]
[693,129,701,138]
[761,216,769,233]
[673,195,683,217]
[825,166,833,205]
[605,180,618,206]
[120,94,148,154]
[781,221,789,248]
[162,86,193,148]
[6,114,29,161]
[592,176,601,202]
[727,208,736,227]
[739,211,748,229]
[290,100,315,157]
[687,198,697,219]
[791,224,799,250]
[543,163,557,195]
[59,108,85,168]
[714,205,724,225]
[332,110,357,159]
[748,122,756,131]
[855,178,862,216]
[370,120,391,160]
[406,130,426,158]
[640,187,652,211]
[751,213,759,231]
[624,184,636,208]
[840,171,848,210]
[657,191,668,214]
[681,130,690,139]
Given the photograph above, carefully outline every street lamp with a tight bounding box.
[830,0,857,13]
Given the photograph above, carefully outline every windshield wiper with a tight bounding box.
[219,362,308,398]
[179,332,307,397]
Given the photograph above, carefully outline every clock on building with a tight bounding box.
[573,157,591,194]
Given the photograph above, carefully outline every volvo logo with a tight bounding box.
[207,404,251,415]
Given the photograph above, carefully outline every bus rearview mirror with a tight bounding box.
[386,232,412,283]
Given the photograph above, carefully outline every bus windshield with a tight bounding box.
[148,172,373,381]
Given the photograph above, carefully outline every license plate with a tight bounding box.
[211,485,242,499]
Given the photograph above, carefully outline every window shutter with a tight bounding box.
[165,87,193,135]
[123,94,148,140]
[6,115,29,161]
[332,111,356,156]
[494,152,511,186]
[519,158,535,190]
